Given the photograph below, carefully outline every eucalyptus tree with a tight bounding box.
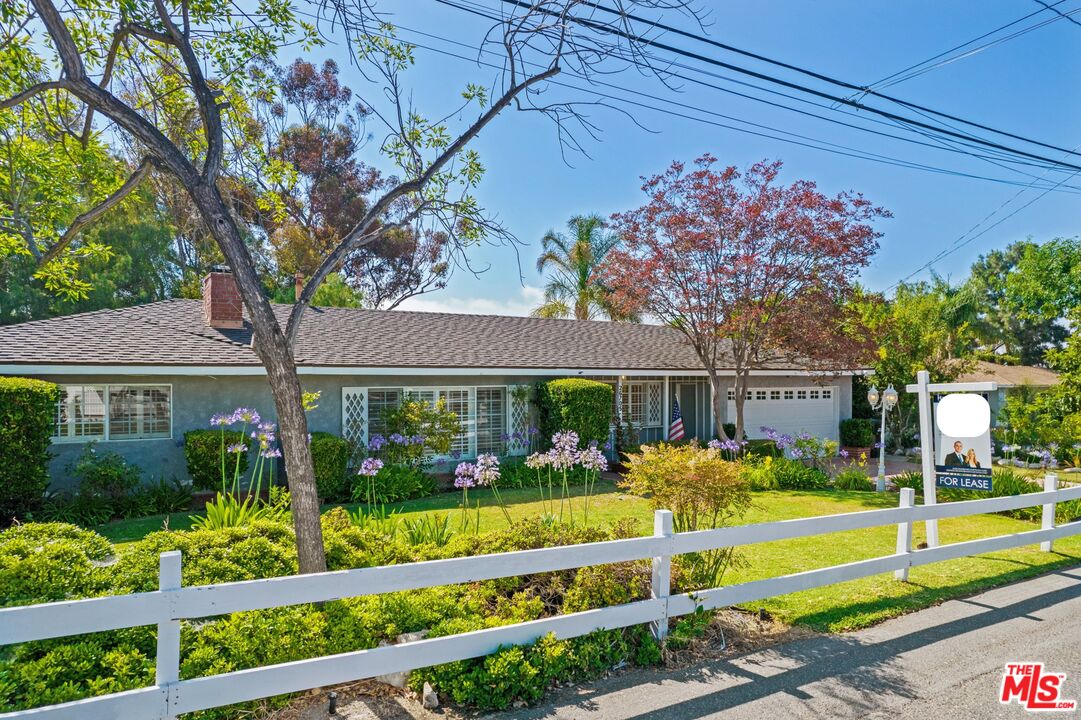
[0,0,702,573]
[532,214,633,321]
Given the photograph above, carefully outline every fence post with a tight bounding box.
[651,509,674,642]
[1041,473,1059,552]
[894,488,915,581]
[157,551,182,720]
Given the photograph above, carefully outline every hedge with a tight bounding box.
[0,376,59,524]
[537,379,613,446]
[310,432,353,501]
[183,429,250,491]
[839,418,875,448]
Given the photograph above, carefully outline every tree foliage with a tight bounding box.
[602,156,886,440]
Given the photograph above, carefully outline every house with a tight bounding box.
[955,360,1060,422]
[0,270,860,486]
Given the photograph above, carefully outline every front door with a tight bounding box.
[677,384,698,440]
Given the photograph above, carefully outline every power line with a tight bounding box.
[488,0,1081,168]
[1031,0,1081,29]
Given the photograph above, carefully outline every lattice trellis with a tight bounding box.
[341,387,367,446]
[646,382,663,426]
[508,385,531,455]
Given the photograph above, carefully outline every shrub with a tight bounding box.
[183,429,249,491]
[833,468,873,491]
[621,442,750,588]
[722,422,737,439]
[350,463,436,505]
[0,522,112,606]
[773,458,830,490]
[839,418,875,448]
[537,378,613,447]
[744,438,782,458]
[893,470,924,494]
[0,376,59,524]
[378,396,462,466]
[310,432,353,501]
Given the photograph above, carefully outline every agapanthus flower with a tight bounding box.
[451,449,462,460]
[525,452,551,469]
[474,454,500,486]
[551,430,580,452]
[231,408,260,425]
[210,413,232,427]
[789,447,804,459]
[797,431,812,441]
[388,433,406,445]
[227,443,246,454]
[839,448,850,459]
[368,434,386,451]
[707,439,723,450]
[454,461,476,489]
[873,441,883,449]
[777,434,794,450]
[603,439,613,452]
[358,457,384,477]
[578,446,608,472]
[528,426,539,436]
[261,447,282,459]
[500,432,512,443]
[760,426,779,441]
[409,434,426,446]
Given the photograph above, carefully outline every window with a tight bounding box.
[108,386,170,439]
[367,389,401,438]
[616,381,663,427]
[755,390,767,401]
[822,389,832,399]
[770,390,781,400]
[55,384,170,441]
[727,389,735,401]
[784,390,794,400]
[797,390,807,400]
[476,387,506,455]
[810,390,820,399]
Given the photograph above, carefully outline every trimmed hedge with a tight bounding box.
[839,418,875,448]
[537,378,613,446]
[310,432,353,501]
[0,376,59,524]
[183,429,250,491]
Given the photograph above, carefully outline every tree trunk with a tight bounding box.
[733,369,748,443]
[190,180,327,574]
[708,370,729,441]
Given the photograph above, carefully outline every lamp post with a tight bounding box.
[867,384,898,492]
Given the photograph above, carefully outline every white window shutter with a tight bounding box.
[342,387,368,446]
[507,385,531,455]
[646,382,663,426]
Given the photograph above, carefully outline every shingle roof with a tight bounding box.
[0,299,806,371]
[955,360,1060,388]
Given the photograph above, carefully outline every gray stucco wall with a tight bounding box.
[31,371,854,489]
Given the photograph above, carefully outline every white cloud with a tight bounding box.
[395,285,545,317]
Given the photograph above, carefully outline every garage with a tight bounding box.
[727,386,840,443]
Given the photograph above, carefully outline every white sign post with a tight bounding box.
[906,370,997,549]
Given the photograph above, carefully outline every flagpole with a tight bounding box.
[663,376,670,441]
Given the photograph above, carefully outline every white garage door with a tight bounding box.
[727,386,839,442]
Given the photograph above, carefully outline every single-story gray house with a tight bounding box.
[0,271,859,487]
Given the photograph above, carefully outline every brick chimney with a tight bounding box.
[202,266,243,329]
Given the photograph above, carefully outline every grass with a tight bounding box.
[94,477,1081,634]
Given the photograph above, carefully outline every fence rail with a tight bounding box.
[2,474,1077,719]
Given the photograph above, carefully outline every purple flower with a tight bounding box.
[777,434,794,450]
[797,431,811,441]
[358,457,384,477]
[789,447,804,459]
[388,433,406,445]
[551,430,580,453]
[525,452,551,469]
[227,443,246,455]
[873,441,883,450]
[454,461,476,489]
[603,439,613,452]
[261,447,282,459]
[500,432,512,443]
[475,453,500,486]
[528,426,539,436]
[451,449,462,460]
[579,446,608,472]
[708,439,723,450]
[760,426,779,441]
[210,413,232,427]
[368,434,386,451]
[231,408,260,425]
[839,448,850,459]
[410,434,426,446]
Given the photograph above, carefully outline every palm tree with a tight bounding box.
[532,214,635,321]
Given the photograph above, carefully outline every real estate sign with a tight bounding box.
[934,393,993,492]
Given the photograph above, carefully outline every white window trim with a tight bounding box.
[53,383,173,443]
[614,380,664,429]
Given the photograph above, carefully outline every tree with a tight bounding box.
[1004,237,1081,329]
[851,281,976,449]
[2,0,701,573]
[603,156,886,441]
[532,214,634,320]
[967,240,1069,365]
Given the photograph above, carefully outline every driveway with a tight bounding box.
[495,566,1081,719]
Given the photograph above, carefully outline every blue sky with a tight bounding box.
[311,1,1081,315]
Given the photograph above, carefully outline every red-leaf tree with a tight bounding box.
[603,156,888,442]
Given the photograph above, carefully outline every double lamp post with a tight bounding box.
[866,384,898,492]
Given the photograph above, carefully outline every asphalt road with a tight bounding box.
[496,566,1081,720]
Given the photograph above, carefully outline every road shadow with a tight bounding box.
[499,566,1081,720]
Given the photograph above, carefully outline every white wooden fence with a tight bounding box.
[2,475,1080,720]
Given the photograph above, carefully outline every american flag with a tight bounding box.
[668,398,685,441]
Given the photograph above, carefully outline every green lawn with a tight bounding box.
[95,479,1081,633]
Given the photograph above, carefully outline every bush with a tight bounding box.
[350,463,436,505]
[839,418,875,448]
[310,432,353,501]
[378,396,462,466]
[833,468,872,491]
[0,522,112,606]
[744,438,782,458]
[773,458,830,490]
[0,376,59,524]
[537,378,613,447]
[722,422,737,440]
[184,428,249,491]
